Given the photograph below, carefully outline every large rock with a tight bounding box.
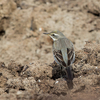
[14,0,35,9]
[5,7,37,38]
[88,0,100,15]
[0,0,16,33]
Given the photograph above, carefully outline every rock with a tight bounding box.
[7,61,23,76]
[22,77,40,93]
[0,93,17,100]
[0,0,16,33]
[22,62,52,79]
[88,0,100,15]
[0,0,16,18]
[14,0,35,9]
[5,7,37,38]
[16,91,35,100]
[6,77,23,89]
[0,88,4,95]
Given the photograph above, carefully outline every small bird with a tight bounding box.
[43,31,75,80]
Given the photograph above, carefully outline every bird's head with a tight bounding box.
[43,31,65,41]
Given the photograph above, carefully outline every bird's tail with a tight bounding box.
[65,66,73,89]
[66,66,73,80]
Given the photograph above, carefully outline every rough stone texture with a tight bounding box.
[0,42,100,99]
[0,0,16,34]
[0,0,100,100]
[88,0,100,15]
[0,0,16,18]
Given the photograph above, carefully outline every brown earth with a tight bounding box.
[0,0,100,100]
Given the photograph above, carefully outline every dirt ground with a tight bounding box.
[0,0,100,100]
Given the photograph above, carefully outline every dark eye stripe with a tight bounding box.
[52,34,55,36]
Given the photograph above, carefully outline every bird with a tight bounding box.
[43,31,75,80]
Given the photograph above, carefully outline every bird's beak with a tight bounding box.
[43,32,50,35]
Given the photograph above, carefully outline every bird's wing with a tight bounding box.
[53,39,75,66]
[53,39,75,80]
[66,48,75,65]
[53,50,66,67]
[63,38,75,66]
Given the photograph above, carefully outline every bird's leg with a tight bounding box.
[61,67,68,79]
[59,65,68,79]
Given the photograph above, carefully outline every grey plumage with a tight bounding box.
[53,38,75,80]
[43,31,75,80]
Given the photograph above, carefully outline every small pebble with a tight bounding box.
[30,63,34,65]
[1,64,5,67]
[65,1,68,4]
[55,81,59,84]
[17,91,22,95]
[38,79,41,82]
[39,28,42,31]
[17,7,21,10]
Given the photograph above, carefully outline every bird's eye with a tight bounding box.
[52,34,55,36]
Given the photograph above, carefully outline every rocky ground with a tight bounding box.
[0,0,100,100]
